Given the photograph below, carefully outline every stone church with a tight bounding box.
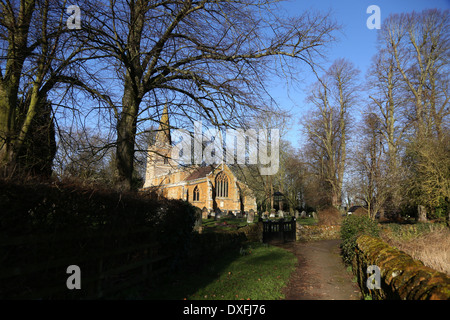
[142,105,257,217]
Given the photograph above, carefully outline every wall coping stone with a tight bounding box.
[355,235,450,300]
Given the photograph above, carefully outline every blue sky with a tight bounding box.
[271,0,450,149]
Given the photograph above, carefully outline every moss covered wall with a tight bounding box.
[296,224,341,241]
[353,235,450,300]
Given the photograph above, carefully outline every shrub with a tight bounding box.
[352,207,368,217]
[317,206,342,226]
[0,180,197,269]
[0,179,199,298]
[340,215,380,264]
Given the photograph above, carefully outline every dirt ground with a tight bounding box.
[278,239,362,300]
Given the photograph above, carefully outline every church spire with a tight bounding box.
[155,103,171,146]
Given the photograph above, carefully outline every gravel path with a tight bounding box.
[279,239,362,300]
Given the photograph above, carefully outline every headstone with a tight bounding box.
[300,211,306,218]
[247,209,255,223]
[214,208,222,220]
[417,205,427,223]
[202,207,209,219]
[193,207,202,233]
[278,210,284,218]
[312,211,317,220]
[295,210,300,219]
[269,209,276,218]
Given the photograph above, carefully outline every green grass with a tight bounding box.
[296,217,318,226]
[144,242,297,300]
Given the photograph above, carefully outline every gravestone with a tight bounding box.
[295,210,300,219]
[269,209,276,218]
[278,210,284,218]
[214,208,223,220]
[312,211,317,220]
[300,211,306,218]
[247,209,255,223]
[202,207,209,219]
[193,207,202,233]
[418,205,427,223]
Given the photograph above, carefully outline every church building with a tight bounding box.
[142,105,257,217]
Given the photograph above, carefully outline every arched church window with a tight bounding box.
[193,186,200,201]
[215,172,228,198]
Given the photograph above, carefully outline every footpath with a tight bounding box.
[279,239,362,300]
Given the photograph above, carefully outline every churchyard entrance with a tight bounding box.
[263,218,296,243]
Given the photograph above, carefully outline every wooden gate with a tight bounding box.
[262,219,296,243]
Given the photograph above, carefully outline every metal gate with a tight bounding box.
[262,219,296,243]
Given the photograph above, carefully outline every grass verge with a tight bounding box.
[381,223,450,276]
[143,242,297,300]
[296,217,318,226]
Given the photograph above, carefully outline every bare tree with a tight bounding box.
[383,9,449,140]
[54,128,117,185]
[76,0,339,190]
[303,59,360,207]
[366,48,409,214]
[229,105,291,212]
[352,112,388,219]
[0,0,92,177]
[403,131,450,221]
[275,141,306,212]
[381,9,450,220]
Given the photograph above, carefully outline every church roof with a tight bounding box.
[185,165,216,181]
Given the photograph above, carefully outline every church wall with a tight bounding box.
[237,181,258,213]
[144,150,257,215]
[209,166,240,213]
[145,171,257,215]
[187,180,209,211]
[243,195,257,212]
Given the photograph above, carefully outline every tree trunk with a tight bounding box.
[331,192,340,207]
[115,82,140,190]
[0,0,36,176]
[270,175,274,210]
[0,88,18,177]
[116,117,137,190]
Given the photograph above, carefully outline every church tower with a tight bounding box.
[144,104,173,188]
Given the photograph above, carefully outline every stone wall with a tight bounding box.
[353,235,450,300]
[296,224,341,241]
[239,222,264,243]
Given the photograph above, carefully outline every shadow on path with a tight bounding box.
[278,239,362,300]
